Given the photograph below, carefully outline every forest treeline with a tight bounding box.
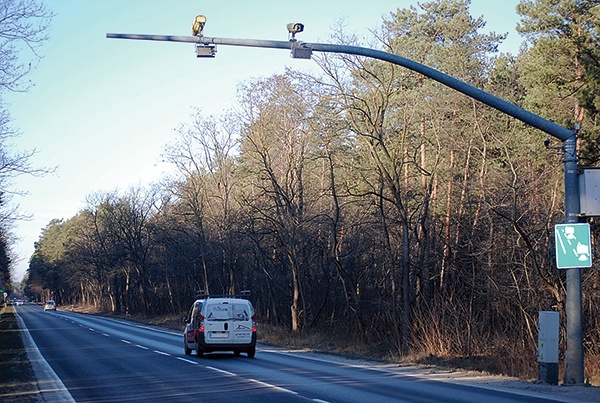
[23,0,600,377]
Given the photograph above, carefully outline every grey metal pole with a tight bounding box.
[562,134,584,384]
[107,31,584,382]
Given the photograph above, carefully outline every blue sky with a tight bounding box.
[6,0,522,282]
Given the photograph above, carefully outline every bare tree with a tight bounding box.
[236,73,325,332]
[0,0,52,92]
[0,0,53,287]
[0,0,54,195]
[163,110,241,295]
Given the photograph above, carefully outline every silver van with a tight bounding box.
[182,292,256,358]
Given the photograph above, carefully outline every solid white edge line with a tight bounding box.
[15,309,76,403]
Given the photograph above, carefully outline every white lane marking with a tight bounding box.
[204,366,298,395]
[205,366,236,376]
[121,339,132,344]
[135,344,149,350]
[248,378,299,395]
[154,350,171,356]
[176,357,199,365]
[312,400,331,403]
[88,328,95,332]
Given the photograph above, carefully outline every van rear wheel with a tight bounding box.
[184,337,191,355]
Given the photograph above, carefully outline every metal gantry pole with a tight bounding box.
[105,33,575,141]
[107,32,585,383]
[562,134,584,384]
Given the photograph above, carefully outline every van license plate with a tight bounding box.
[210,331,229,338]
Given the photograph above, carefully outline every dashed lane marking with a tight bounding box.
[176,357,198,365]
[205,365,299,396]
[247,378,299,395]
[205,366,236,376]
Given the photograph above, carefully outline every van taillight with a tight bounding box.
[199,315,205,333]
[251,315,257,332]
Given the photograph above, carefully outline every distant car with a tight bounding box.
[44,300,56,311]
[182,292,256,358]
[15,299,23,306]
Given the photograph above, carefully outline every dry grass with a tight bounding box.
[586,354,600,386]
[257,323,394,360]
[258,323,600,386]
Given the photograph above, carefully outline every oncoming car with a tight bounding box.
[44,300,56,311]
[182,292,256,358]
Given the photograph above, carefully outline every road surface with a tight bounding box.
[15,303,597,402]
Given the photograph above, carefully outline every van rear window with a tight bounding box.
[206,305,232,321]
[206,303,250,321]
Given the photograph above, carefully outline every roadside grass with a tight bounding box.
[257,322,396,360]
[258,323,600,386]
[259,323,539,378]
[588,354,600,386]
[0,305,39,402]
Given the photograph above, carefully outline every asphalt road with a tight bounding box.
[15,303,580,402]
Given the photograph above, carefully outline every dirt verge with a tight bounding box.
[0,305,40,402]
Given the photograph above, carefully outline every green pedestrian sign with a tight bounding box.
[555,223,592,269]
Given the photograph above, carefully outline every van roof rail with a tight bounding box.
[195,290,251,299]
